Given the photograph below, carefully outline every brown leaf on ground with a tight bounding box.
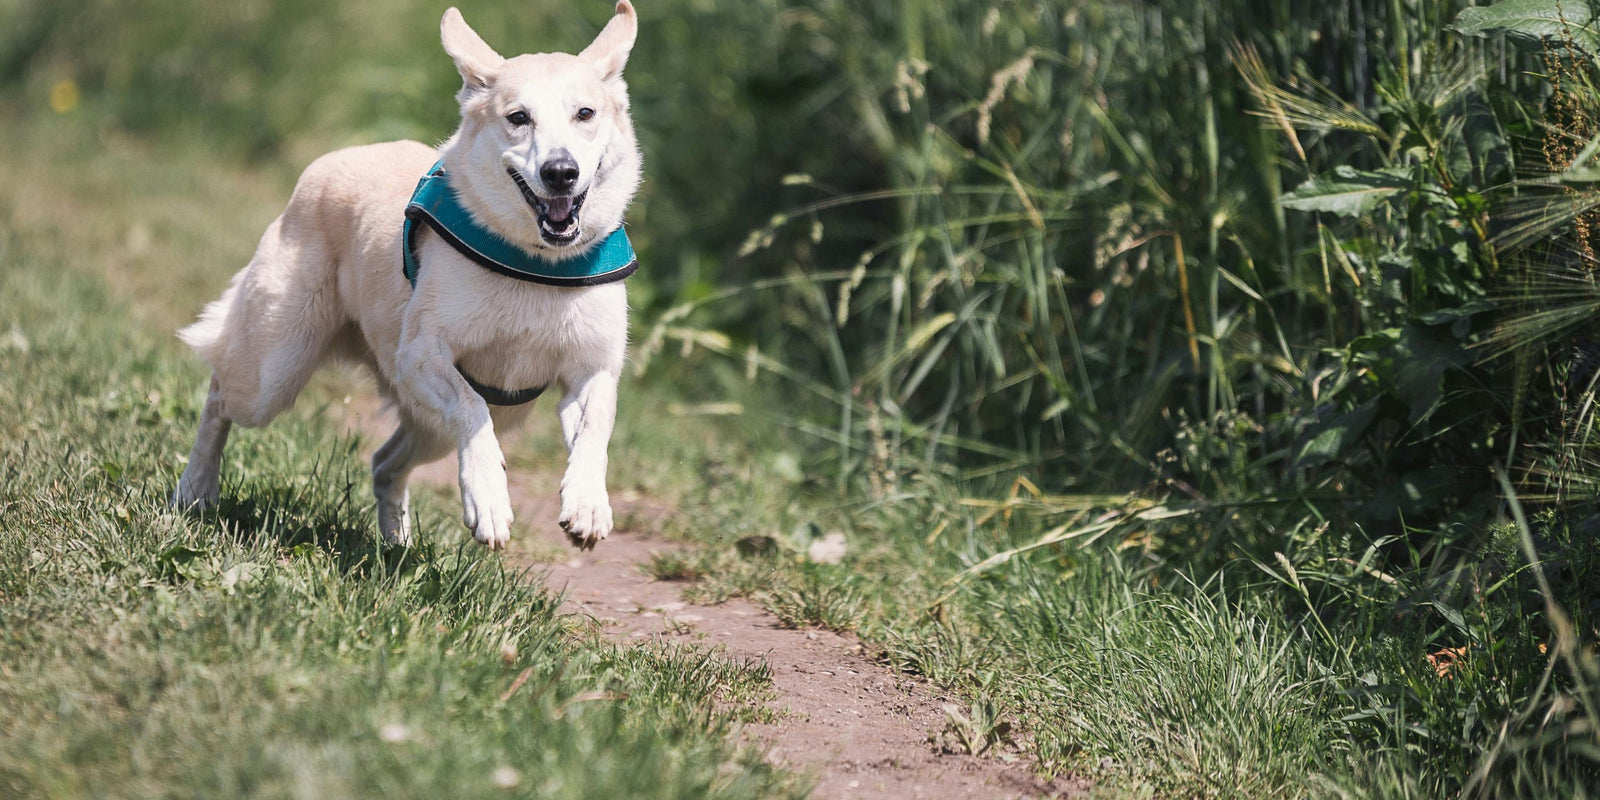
[1428,646,1468,678]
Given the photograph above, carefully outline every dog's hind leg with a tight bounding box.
[371,419,450,545]
[172,373,233,510]
[181,213,347,429]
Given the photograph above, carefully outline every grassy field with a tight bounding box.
[5,0,1600,797]
[0,120,804,798]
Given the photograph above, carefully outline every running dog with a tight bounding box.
[172,2,642,551]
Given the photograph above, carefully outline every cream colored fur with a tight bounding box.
[172,2,642,551]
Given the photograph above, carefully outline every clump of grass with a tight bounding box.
[644,550,709,583]
[767,569,867,633]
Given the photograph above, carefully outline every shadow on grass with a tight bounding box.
[194,443,431,579]
[166,429,560,619]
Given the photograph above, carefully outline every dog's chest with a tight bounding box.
[430,268,628,388]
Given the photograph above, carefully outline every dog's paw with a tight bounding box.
[170,480,219,512]
[559,489,612,550]
[377,494,413,547]
[459,454,513,551]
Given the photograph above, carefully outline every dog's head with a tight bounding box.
[438,2,641,256]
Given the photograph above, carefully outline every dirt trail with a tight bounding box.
[335,400,1079,799]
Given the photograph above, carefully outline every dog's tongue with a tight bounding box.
[544,196,574,223]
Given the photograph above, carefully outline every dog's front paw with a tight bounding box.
[460,453,513,551]
[559,489,612,550]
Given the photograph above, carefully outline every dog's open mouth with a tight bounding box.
[509,169,585,246]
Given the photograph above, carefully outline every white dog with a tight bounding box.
[172,2,642,551]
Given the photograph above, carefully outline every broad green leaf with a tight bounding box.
[1450,0,1600,49]
[1392,324,1468,423]
[1294,400,1379,469]
[1280,166,1409,217]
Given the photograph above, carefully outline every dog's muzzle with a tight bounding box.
[509,168,586,246]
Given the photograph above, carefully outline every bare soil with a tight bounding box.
[335,399,1082,799]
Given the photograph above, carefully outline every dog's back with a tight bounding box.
[180,141,435,426]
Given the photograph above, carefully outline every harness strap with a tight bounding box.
[457,367,546,407]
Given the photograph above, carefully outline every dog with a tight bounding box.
[171,2,642,552]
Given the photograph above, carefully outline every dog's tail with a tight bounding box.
[177,270,243,368]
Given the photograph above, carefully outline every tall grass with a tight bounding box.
[639,0,1529,547]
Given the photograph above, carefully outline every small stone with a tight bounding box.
[806,531,848,564]
[4,326,30,354]
[378,723,410,743]
[491,766,521,789]
[806,631,818,640]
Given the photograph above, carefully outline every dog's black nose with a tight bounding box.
[540,152,580,193]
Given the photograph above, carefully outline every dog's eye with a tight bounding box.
[506,110,531,126]
[575,107,595,122]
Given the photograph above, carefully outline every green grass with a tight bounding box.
[0,153,801,800]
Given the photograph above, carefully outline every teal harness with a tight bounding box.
[402,161,638,287]
[401,161,638,406]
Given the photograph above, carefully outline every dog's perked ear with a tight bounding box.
[440,7,505,96]
[579,1,637,83]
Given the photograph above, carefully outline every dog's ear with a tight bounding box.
[579,1,637,83]
[441,8,504,95]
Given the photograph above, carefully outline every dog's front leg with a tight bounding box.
[396,334,514,550]
[557,370,618,549]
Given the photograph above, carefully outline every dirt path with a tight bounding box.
[527,534,1078,799]
[334,399,1080,799]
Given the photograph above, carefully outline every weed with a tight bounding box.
[767,569,867,633]
[645,550,708,583]
[932,699,1015,758]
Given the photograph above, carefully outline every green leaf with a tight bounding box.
[1347,328,1402,355]
[1280,166,1409,217]
[220,562,267,593]
[1294,400,1379,470]
[1392,324,1468,423]
[157,544,218,585]
[1450,0,1600,49]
